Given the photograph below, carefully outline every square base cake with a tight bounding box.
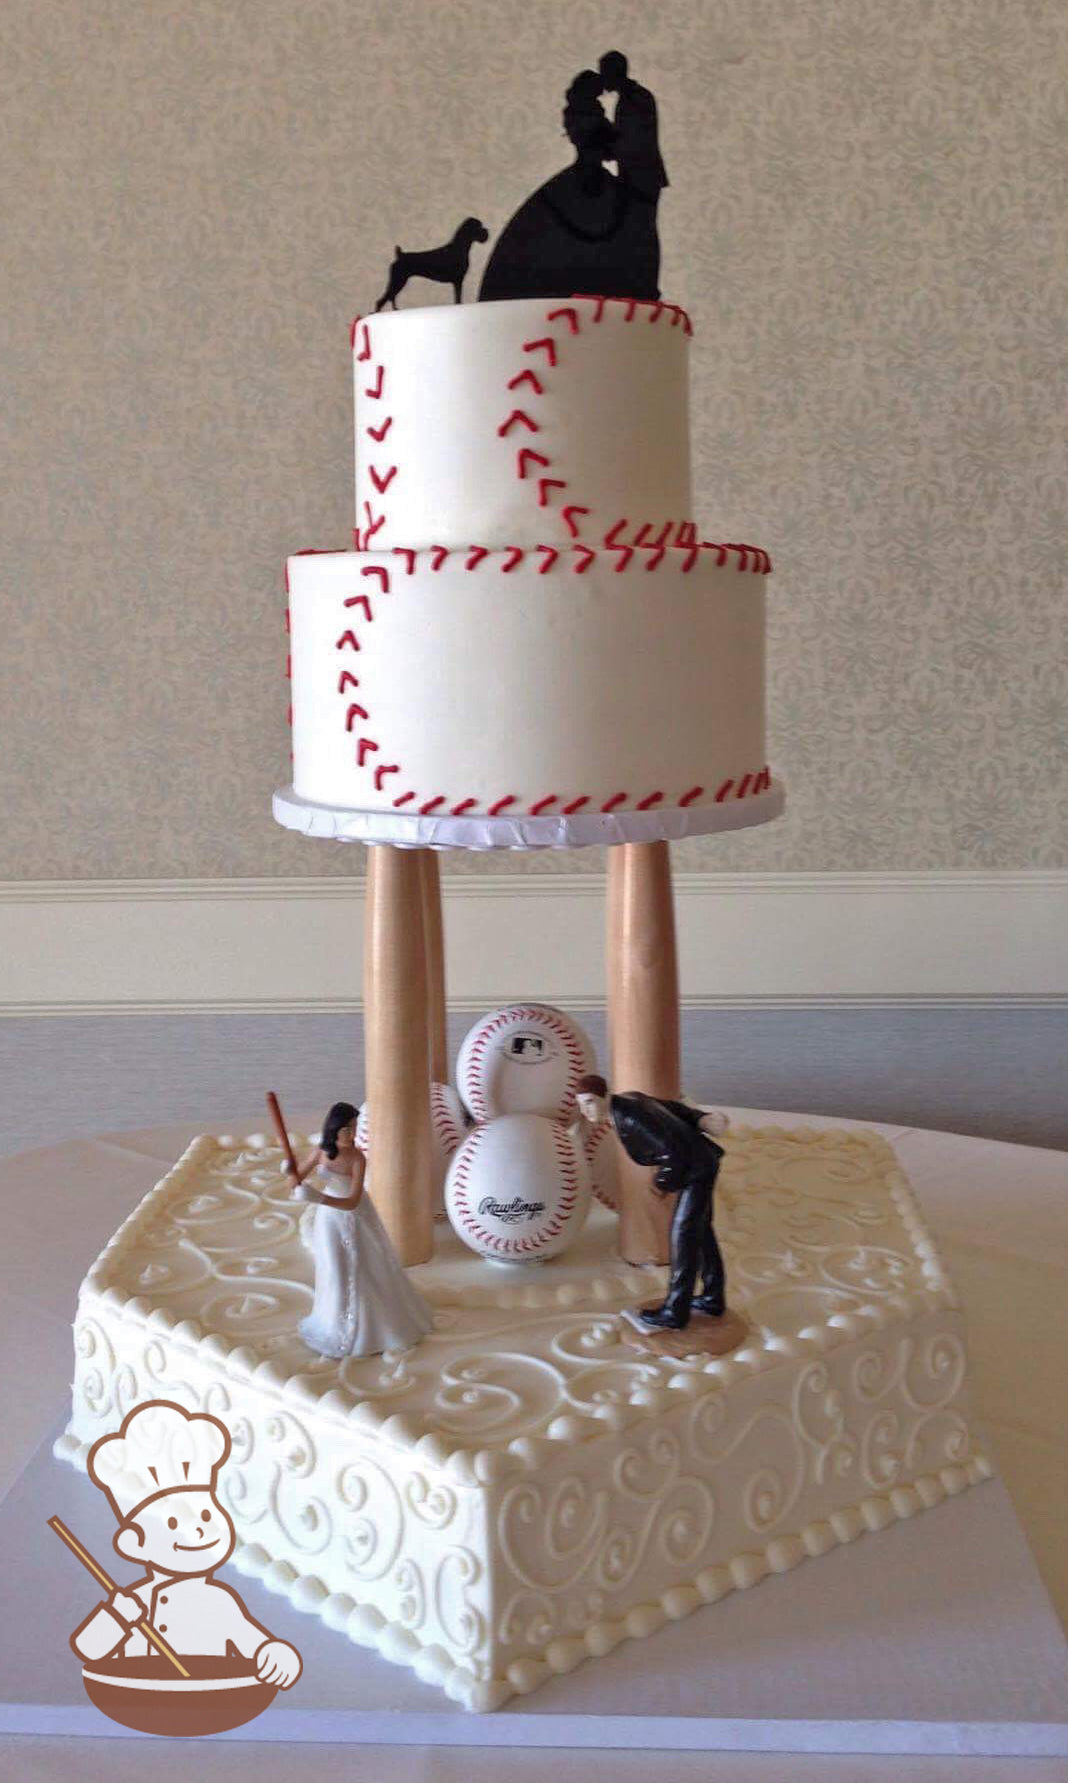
[55,1125,992,1710]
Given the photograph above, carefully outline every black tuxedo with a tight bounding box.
[610,1093,726,1323]
[610,78,668,299]
[613,80,669,199]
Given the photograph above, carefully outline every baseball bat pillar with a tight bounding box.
[419,851,448,1084]
[606,841,681,1265]
[364,844,434,1264]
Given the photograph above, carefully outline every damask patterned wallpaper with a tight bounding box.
[3,0,1065,878]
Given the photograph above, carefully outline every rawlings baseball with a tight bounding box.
[456,1004,596,1122]
[444,1113,592,1263]
[583,1117,621,1212]
[357,1081,468,1218]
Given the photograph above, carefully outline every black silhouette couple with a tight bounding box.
[479,51,669,305]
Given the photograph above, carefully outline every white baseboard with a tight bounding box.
[2,872,1066,1014]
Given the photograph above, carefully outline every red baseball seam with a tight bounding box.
[448,1118,580,1257]
[313,531,769,813]
[500,296,696,546]
[461,1005,591,1124]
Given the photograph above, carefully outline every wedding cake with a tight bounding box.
[55,1125,991,1710]
[53,81,991,1711]
[275,295,783,848]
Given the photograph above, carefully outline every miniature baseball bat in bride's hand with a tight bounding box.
[266,1092,316,1194]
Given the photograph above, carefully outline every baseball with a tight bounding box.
[357,1082,468,1218]
[456,1003,596,1122]
[582,1117,621,1212]
[444,1113,592,1263]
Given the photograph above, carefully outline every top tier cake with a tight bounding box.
[278,294,783,848]
[353,296,692,551]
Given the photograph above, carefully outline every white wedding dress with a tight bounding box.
[299,1166,434,1358]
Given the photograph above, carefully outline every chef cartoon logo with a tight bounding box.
[49,1399,302,1737]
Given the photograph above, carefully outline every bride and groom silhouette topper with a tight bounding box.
[373,51,669,310]
[480,50,668,303]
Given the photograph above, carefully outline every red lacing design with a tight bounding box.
[499,296,701,551]
[350,317,395,551]
[447,1122,582,1257]
[288,545,773,816]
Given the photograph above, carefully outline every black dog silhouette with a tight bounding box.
[374,217,489,310]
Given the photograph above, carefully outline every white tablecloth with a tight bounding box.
[1,1108,1065,1781]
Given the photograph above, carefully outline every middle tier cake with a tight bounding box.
[286,542,773,823]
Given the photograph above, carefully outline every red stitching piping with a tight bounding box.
[354,320,395,553]
[498,409,539,436]
[522,336,558,366]
[501,296,697,546]
[331,540,769,580]
[322,541,770,814]
[518,447,550,478]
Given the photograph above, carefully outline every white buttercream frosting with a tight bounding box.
[57,1125,990,1710]
[287,544,769,819]
[353,297,692,552]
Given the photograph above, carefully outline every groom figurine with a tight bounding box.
[598,49,668,296]
[576,1075,728,1330]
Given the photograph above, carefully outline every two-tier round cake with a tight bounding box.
[275,294,783,849]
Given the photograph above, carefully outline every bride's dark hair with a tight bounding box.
[564,69,614,158]
[320,1101,358,1160]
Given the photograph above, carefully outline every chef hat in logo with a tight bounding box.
[87,1399,231,1526]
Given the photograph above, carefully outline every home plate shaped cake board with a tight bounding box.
[55,1125,993,1712]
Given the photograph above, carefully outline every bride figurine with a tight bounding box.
[292,1100,434,1359]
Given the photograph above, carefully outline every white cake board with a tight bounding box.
[272,780,785,851]
[3,1420,1066,1755]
